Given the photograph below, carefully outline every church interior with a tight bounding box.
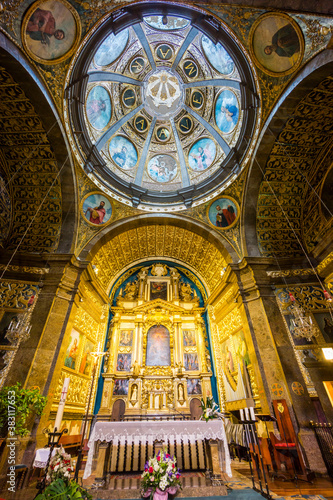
[0,0,333,498]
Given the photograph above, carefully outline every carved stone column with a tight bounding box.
[231,257,327,474]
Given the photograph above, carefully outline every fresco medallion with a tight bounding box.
[82,192,112,226]
[22,0,81,64]
[86,86,111,130]
[109,136,138,170]
[207,196,239,230]
[215,90,239,134]
[188,138,216,171]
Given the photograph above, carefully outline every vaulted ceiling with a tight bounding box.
[91,224,230,294]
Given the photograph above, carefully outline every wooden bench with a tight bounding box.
[59,434,82,456]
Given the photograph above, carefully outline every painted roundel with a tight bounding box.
[148,155,177,183]
[86,86,111,130]
[94,30,129,66]
[201,36,234,75]
[67,4,258,207]
[109,136,138,170]
[215,90,240,134]
[188,138,216,171]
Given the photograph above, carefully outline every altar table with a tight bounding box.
[83,419,231,479]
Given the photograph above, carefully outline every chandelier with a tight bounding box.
[6,313,32,345]
[288,292,319,342]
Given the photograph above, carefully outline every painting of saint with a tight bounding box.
[215,90,239,134]
[150,281,168,301]
[109,136,138,170]
[64,329,81,370]
[147,155,178,183]
[184,353,199,371]
[201,35,234,75]
[233,330,250,366]
[187,379,202,395]
[188,138,216,172]
[23,0,79,63]
[221,338,237,390]
[119,330,133,347]
[82,193,112,225]
[208,197,238,229]
[86,86,111,130]
[146,325,171,366]
[116,353,132,371]
[113,379,129,396]
[94,30,129,67]
[144,16,190,31]
[79,340,94,375]
[251,14,302,75]
[183,330,196,347]
[313,313,333,344]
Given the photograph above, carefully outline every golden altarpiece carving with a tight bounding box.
[99,264,213,417]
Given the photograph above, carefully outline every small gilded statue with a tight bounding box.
[124,280,137,300]
[131,359,141,377]
[180,281,192,301]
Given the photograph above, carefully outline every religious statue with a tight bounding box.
[130,384,138,401]
[124,280,137,300]
[179,281,192,301]
[131,359,141,377]
[174,360,184,376]
[178,383,185,402]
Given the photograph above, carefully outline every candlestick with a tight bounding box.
[249,407,255,420]
[244,407,250,420]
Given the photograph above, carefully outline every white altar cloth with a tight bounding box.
[83,419,231,479]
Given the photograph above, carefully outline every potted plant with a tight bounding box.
[35,478,92,499]
[0,382,47,438]
[141,450,182,500]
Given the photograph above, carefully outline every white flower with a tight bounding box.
[150,476,154,481]
[154,463,159,471]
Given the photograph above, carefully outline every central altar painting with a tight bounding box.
[98,263,213,418]
[146,325,171,366]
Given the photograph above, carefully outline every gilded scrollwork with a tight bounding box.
[54,370,89,406]
[73,307,99,342]
[217,307,242,341]
[275,286,327,311]
[0,281,39,309]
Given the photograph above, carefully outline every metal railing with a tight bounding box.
[310,421,333,478]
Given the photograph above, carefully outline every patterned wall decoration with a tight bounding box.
[257,75,333,257]
[91,225,228,294]
[0,281,39,309]
[0,162,12,249]
[0,67,62,253]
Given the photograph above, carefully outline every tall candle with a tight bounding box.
[54,378,70,434]
[244,407,250,420]
[249,407,255,421]
[240,408,244,421]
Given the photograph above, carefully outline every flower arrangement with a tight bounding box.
[200,396,222,422]
[46,446,74,484]
[141,450,181,499]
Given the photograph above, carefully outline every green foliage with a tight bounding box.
[0,382,47,437]
[35,479,92,500]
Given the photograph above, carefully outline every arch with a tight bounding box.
[0,32,77,254]
[111,399,126,421]
[190,398,203,420]
[243,49,333,258]
[85,217,234,295]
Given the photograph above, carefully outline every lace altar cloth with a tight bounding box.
[83,419,231,479]
[33,448,57,468]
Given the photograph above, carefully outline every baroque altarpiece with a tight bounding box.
[99,264,213,417]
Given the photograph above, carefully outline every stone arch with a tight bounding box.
[243,49,333,259]
[0,32,77,254]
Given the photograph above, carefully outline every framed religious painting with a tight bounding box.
[146,325,171,366]
[249,13,304,77]
[119,329,133,347]
[312,312,333,344]
[79,339,94,375]
[113,379,129,396]
[81,192,112,227]
[184,353,199,371]
[207,196,239,230]
[150,281,168,301]
[116,353,132,372]
[21,0,81,65]
[64,328,82,371]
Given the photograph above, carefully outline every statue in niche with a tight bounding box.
[131,360,141,377]
[180,281,192,301]
[124,280,137,300]
[175,361,184,376]
[178,384,185,402]
[130,384,138,401]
